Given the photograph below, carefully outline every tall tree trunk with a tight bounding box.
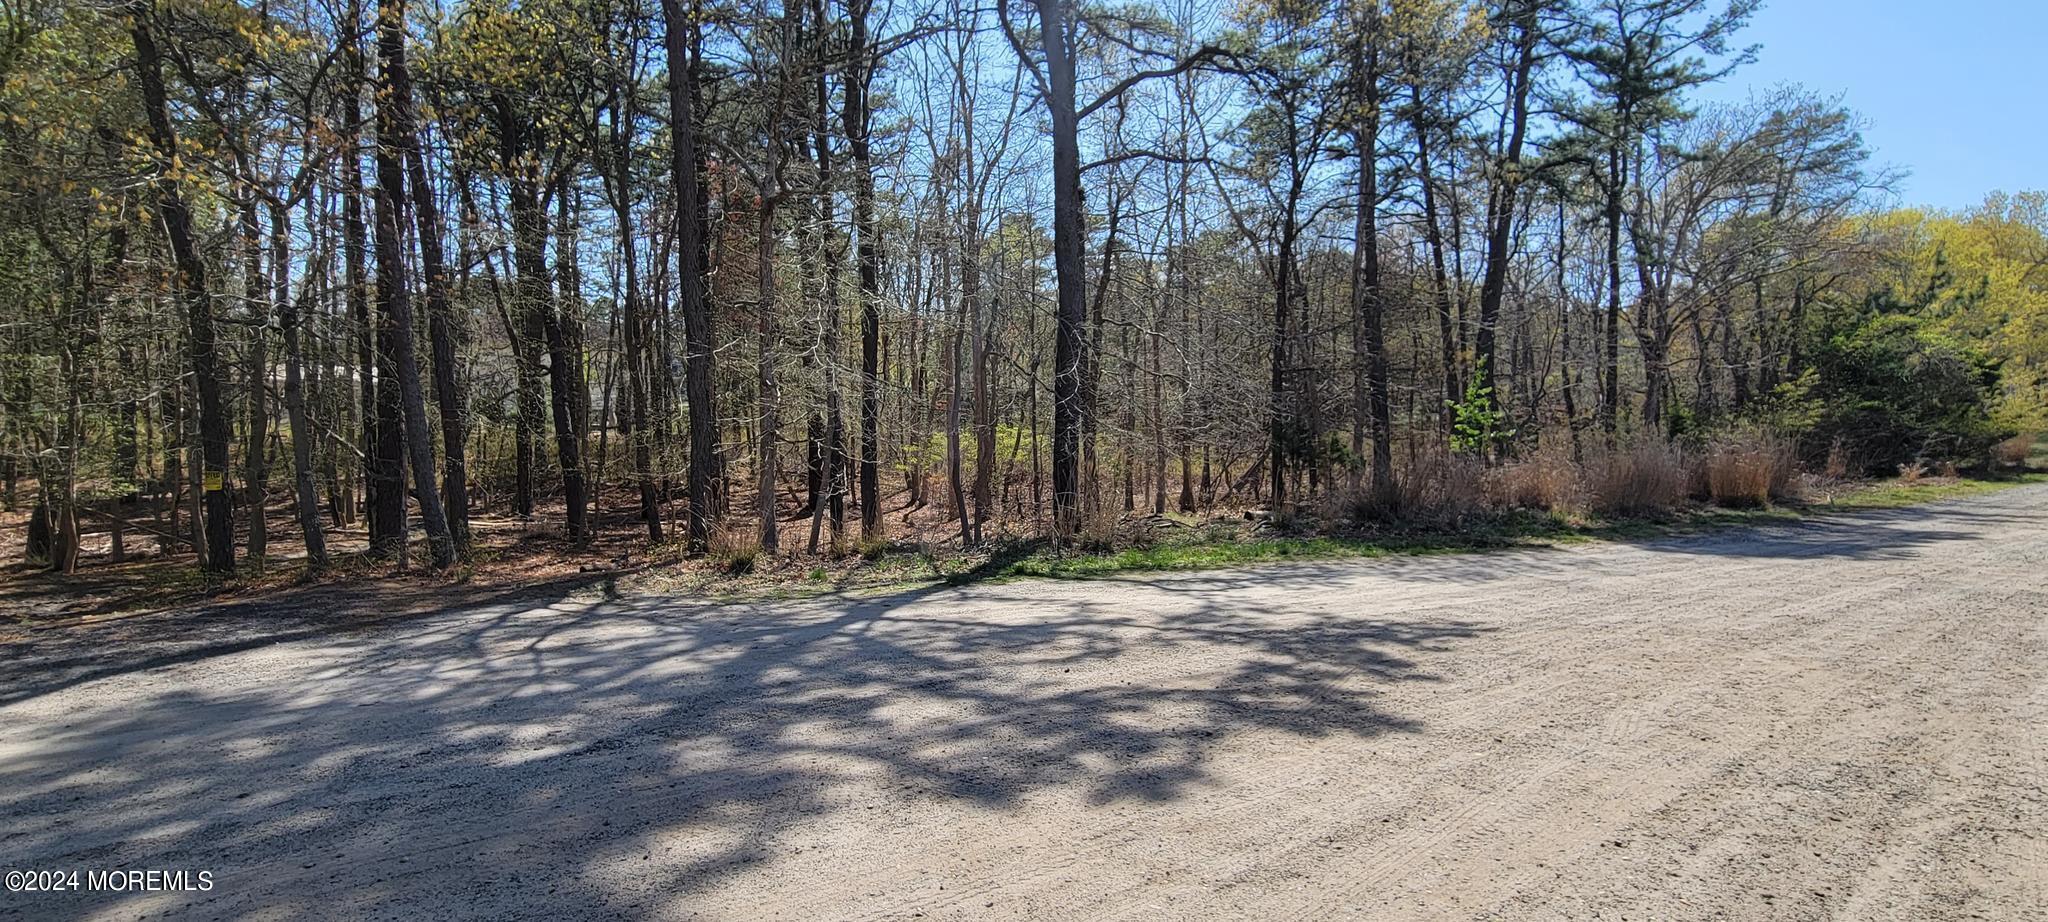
[115,341,139,498]
[374,0,455,569]
[462,173,540,519]
[1352,24,1392,498]
[110,218,139,518]
[1270,226,1294,507]
[1723,288,1749,409]
[1633,215,1671,433]
[161,375,184,553]
[499,107,579,537]
[396,75,468,552]
[372,258,407,561]
[343,46,374,533]
[846,0,883,540]
[1691,302,1717,417]
[239,195,270,569]
[1638,295,1671,433]
[1034,0,1087,541]
[1473,7,1538,413]
[348,0,403,557]
[536,175,589,538]
[556,188,591,452]
[953,41,993,543]
[663,0,719,553]
[1171,134,1197,514]
[813,57,847,546]
[129,1,234,575]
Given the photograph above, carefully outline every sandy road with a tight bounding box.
[2,488,2045,921]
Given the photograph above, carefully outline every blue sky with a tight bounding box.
[1696,0,2043,211]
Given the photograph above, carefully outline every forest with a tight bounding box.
[2,0,2043,581]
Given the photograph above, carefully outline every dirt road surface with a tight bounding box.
[4,488,2046,920]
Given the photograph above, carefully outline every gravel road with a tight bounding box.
[4,488,2045,920]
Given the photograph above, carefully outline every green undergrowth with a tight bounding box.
[1812,471,2045,510]
[1001,525,1537,581]
[932,471,2048,586]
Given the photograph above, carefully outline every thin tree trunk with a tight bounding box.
[275,199,328,570]
[239,195,270,569]
[604,100,662,542]
[944,238,970,543]
[1411,92,1460,430]
[1602,141,1625,438]
[812,55,847,547]
[756,193,783,554]
[1555,200,1582,462]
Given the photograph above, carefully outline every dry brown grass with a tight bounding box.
[1331,452,1487,527]
[1703,430,1800,508]
[1588,441,1693,517]
[1485,449,1582,513]
[1400,453,1488,526]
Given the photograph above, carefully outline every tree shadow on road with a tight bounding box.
[1630,501,2035,561]
[0,574,635,708]
[0,571,1483,920]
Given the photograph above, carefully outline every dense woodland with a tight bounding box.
[2,0,2043,578]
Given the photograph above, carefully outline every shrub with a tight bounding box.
[1992,434,2034,467]
[1703,430,1800,508]
[1805,312,2010,472]
[1588,440,1692,517]
[1328,482,1392,525]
